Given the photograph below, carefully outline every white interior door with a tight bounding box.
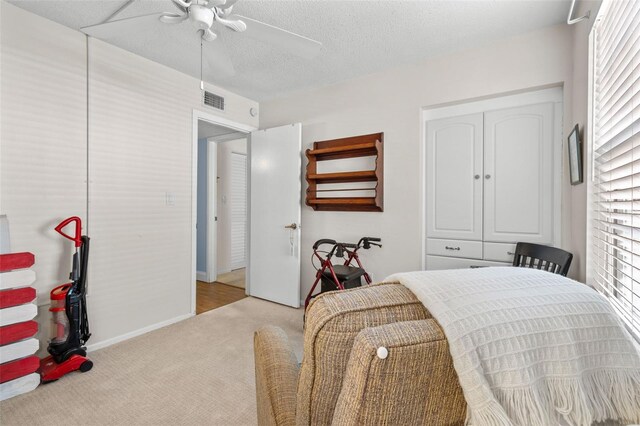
[230,152,247,270]
[426,113,483,240]
[248,124,301,307]
[483,102,554,243]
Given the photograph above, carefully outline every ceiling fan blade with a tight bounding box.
[232,15,322,59]
[206,0,226,8]
[219,0,241,10]
[202,38,236,77]
[170,0,192,10]
[170,0,188,14]
[81,13,164,39]
[159,12,187,24]
[216,16,246,32]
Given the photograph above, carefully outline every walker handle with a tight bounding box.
[55,216,83,248]
[313,239,336,250]
[360,237,382,249]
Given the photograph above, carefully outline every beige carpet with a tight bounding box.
[0,297,304,425]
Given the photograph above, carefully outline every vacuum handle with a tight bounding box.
[55,216,83,248]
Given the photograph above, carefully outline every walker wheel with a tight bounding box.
[79,360,93,372]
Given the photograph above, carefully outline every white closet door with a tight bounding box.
[426,113,483,240]
[483,102,554,243]
[230,152,247,269]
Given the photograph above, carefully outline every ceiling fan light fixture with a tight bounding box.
[202,29,217,42]
[159,13,187,24]
[189,5,214,30]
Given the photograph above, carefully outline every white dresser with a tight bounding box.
[424,88,562,270]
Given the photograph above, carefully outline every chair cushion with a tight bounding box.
[297,282,430,426]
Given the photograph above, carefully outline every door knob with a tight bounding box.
[284,223,298,230]
[485,174,491,179]
[474,174,480,180]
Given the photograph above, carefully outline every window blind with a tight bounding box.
[230,152,247,270]
[590,0,640,338]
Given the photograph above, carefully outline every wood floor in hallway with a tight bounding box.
[196,281,247,315]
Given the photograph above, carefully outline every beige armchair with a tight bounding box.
[254,283,466,425]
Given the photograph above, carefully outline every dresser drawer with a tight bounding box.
[426,239,482,260]
[483,242,517,263]
[425,255,510,270]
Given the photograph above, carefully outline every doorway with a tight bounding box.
[194,114,251,315]
[192,114,303,313]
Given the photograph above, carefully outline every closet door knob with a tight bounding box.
[474,174,480,180]
[485,174,491,179]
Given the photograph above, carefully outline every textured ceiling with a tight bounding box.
[9,0,571,101]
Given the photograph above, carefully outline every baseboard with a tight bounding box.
[86,313,194,352]
[196,271,208,282]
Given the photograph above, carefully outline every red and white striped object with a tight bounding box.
[0,253,35,273]
[0,252,39,401]
[0,287,36,309]
[0,321,38,346]
[0,355,39,383]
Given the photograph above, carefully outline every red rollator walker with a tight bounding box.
[39,216,93,383]
[305,237,382,308]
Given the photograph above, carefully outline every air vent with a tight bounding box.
[204,91,225,111]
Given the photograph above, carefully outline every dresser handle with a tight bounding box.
[507,251,515,256]
[445,246,461,251]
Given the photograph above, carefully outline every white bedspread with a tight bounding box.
[386,267,640,426]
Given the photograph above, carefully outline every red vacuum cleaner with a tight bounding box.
[39,216,93,383]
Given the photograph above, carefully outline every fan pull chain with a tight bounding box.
[200,37,204,91]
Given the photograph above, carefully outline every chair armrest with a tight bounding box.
[332,319,466,426]
[254,326,299,426]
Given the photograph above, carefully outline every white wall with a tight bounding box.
[216,138,247,275]
[261,24,581,300]
[0,1,258,351]
[1,1,88,351]
[567,0,602,283]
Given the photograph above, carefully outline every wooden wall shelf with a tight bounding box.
[306,142,378,161]
[305,133,383,212]
[306,170,378,183]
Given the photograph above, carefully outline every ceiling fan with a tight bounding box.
[80,0,322,77]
